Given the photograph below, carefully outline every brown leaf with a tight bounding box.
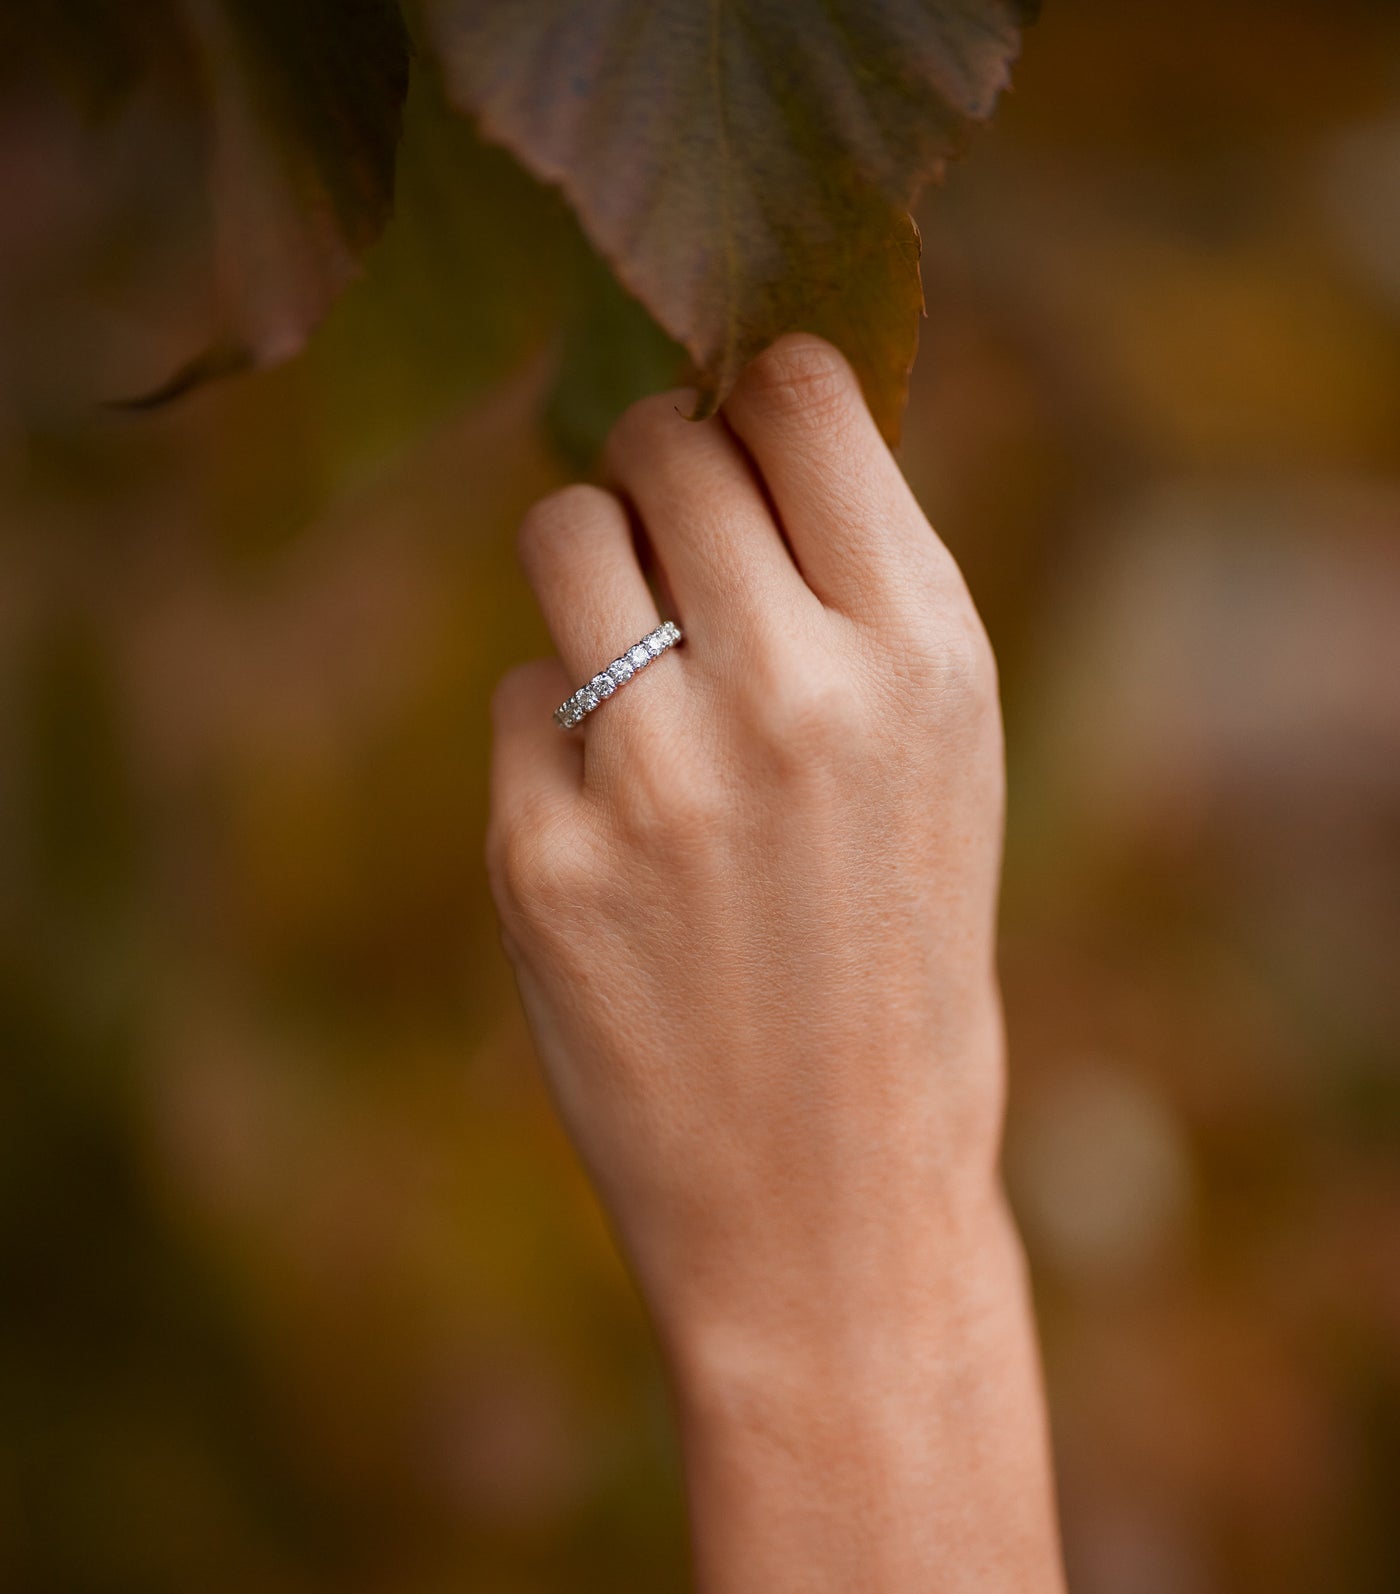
[0,0,409,411]
[118,0,410,407]
[422,0,1035,442]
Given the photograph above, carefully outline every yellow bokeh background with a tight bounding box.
[2,4,1398,1589]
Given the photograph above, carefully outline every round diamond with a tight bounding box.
[557,623,688,729]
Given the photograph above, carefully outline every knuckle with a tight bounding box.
[940,608,1000,707]
[744,660,864,763]
[890,605,1000,720]
[613,759,728,850]
[486,807,593,924]
[738,334,857,428]
[482,814,517,906]
[516,483,616,567]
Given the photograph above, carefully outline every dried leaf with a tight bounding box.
[423,0,1035,442]
[118,0,410,407]
[0,0,409,410]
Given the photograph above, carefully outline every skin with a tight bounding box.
[485,334,1065,1592]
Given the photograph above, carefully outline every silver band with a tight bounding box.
[554,620,683,729]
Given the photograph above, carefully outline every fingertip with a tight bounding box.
[725,333,865,435]
[490,656,572,733]
[516,484,625,578]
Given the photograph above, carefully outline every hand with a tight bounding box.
[486,336,1062,1591]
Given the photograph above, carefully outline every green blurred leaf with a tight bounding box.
[545,248,688,470]
[306,68,585,479]
[422,0,1035,442]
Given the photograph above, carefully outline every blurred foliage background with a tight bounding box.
[3,2,1400,1590]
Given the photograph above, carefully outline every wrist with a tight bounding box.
[662,1169,1014,1435]
[663,1186,1064,1592]
[649,1005,1012,1389]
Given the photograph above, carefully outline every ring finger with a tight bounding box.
[516,482,680,763]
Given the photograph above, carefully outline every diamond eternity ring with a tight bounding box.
[553,620,683,729]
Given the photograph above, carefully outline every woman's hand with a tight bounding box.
[486,335,1063,1592]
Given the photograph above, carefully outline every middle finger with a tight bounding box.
[602,391,820,660]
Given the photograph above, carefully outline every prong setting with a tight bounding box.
[553,621,684,729]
